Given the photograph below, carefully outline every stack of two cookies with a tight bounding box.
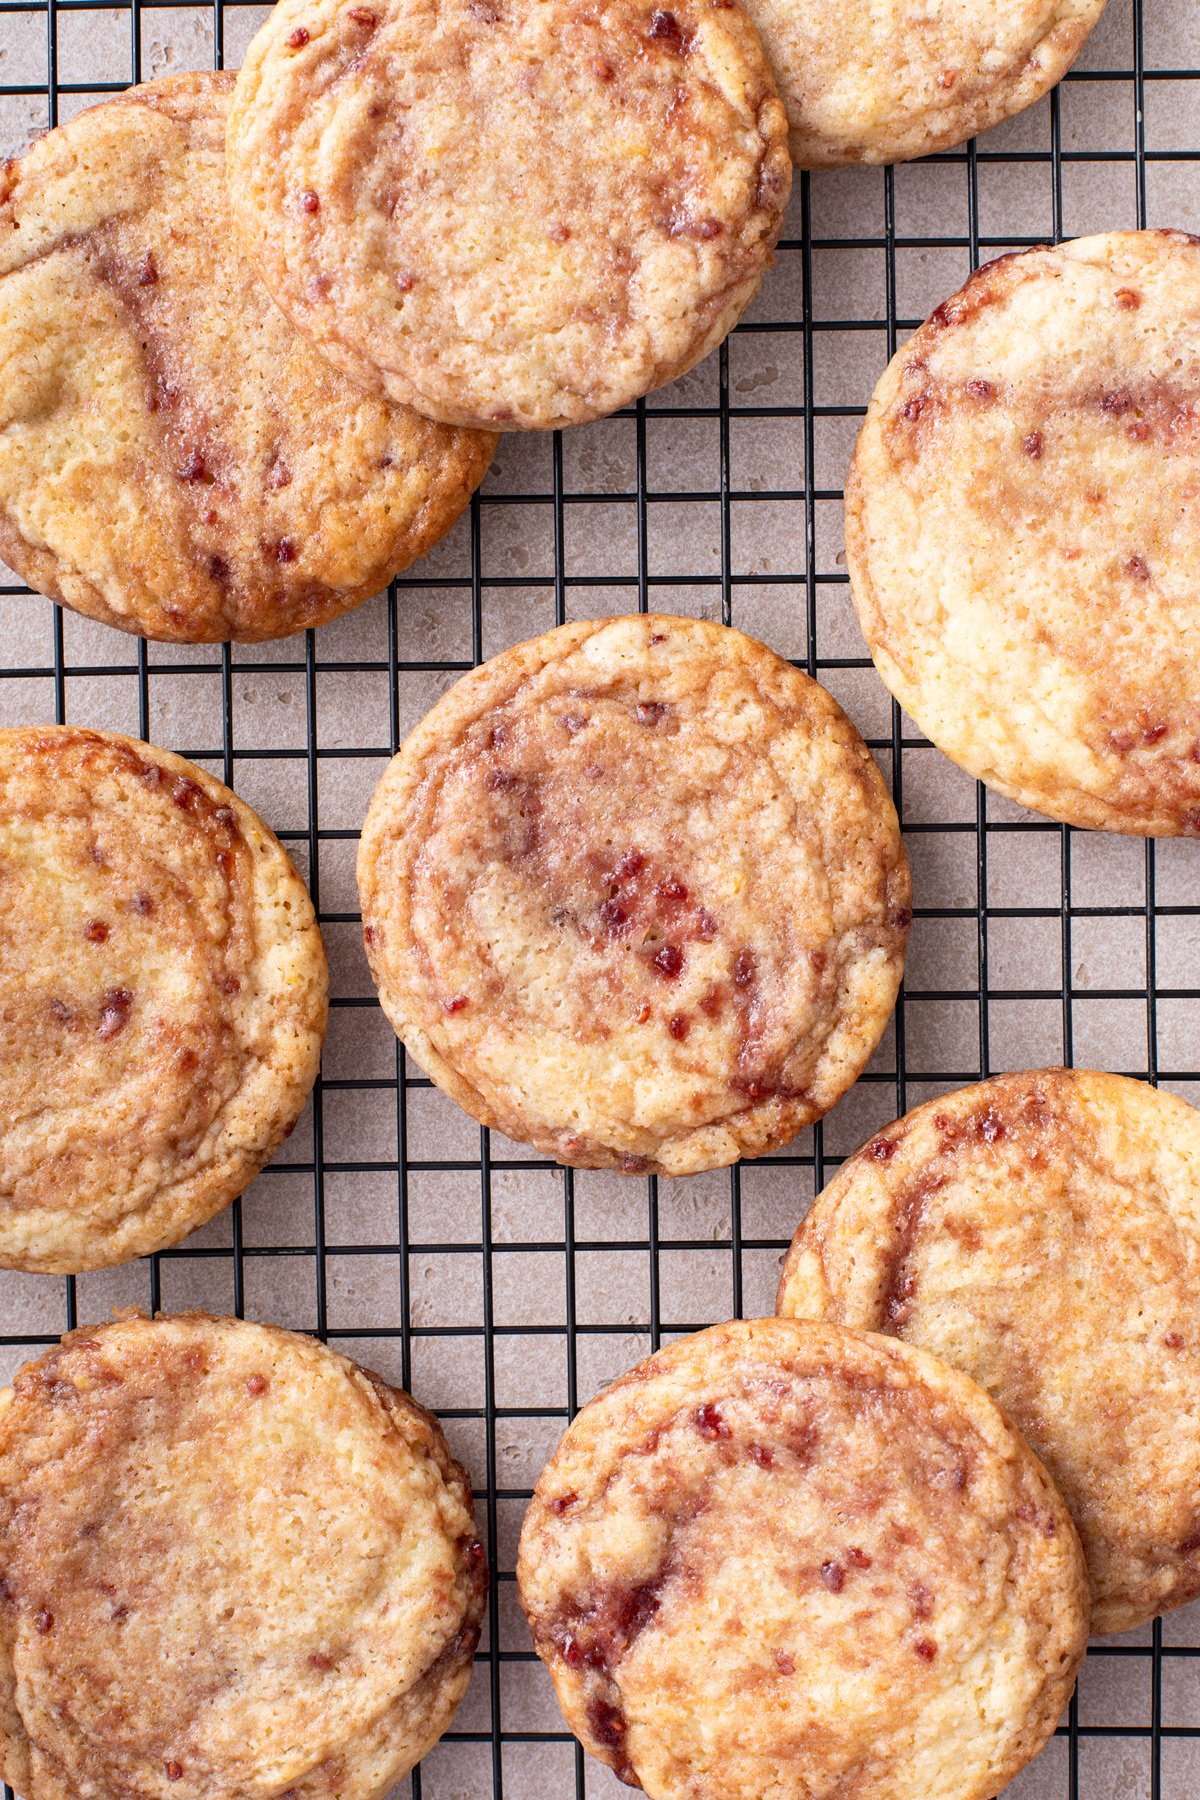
[0,0,795,645]
[0,71,496,645]
[516,1072,1200,1800]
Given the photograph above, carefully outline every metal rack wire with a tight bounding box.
[1,0,1199,1793]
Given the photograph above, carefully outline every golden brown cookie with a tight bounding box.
[518,1316,1087,1799]
[0,72,493,643]
[0,725,328,1272]
[357,615,909,1175]
[742,0,1108,167]
[0,1312,487,1800]
[226,0,792,431]
[779,1068,1200,1634]
[847,230,1200,834]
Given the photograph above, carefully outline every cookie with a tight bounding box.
[779,1068,1200,1634]
[0,73,494,644]
[0,1312,487,1800]
[0,725,328,1272]
[225,0,792,431]
[357,615,909,1175]
[518,1316,1087,1798]
[743,0,1108,166]
[847,230,1200,834]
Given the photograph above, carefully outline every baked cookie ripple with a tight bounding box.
[0,726,327,1272]
[0,1313,486,1800]
[518,1317,1087,1799]
[848,230,1200,834]
[226,0,792,430]
[779,1068,1200,1634]
[357,616,909,1175]
[0,72,493,643]
[745,0,1107,167]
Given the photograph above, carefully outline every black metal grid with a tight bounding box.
[2,0,1200,1794]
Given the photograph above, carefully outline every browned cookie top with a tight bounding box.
[0,72,493,642]
[226,0,791,430]
[518,1317,1088,1799]
[0,1313,486,1800]
[357,616,909,1175]
[848,231,1200,833]
[0,726,327,1272]
[779,1068,1200,1633]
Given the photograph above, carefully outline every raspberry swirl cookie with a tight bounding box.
[0,73,493,642]
[357,616,909,1175]
[0,726,327,1272]
[226,0,792,430]
[0,1313,487,1800]
[849,231,1200,833]
[743,0,1108,167]
[518,1318,1087,1799]
[779,1068,1200,1633]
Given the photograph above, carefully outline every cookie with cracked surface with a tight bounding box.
[0,72,493,643]
[356,615,909,1176]
[778,1067,1200,1634]
[226,0,791,431]
[0,1312,487,1800]
[0,725,328,1272]
[848,230,1200,833]
[518,1316,1087,1799]
[743,0,1107,167]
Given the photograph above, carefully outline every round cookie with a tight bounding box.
[847,230,1200,834]
[0,1312,487,1800]
[778,1069,1200,1634]
[357,615,910,1176]
[0,725,328,1272]
[226,0,792,431]
[742,0,1108,167]
[518,1316,1087,1799]
[0,72,494,643]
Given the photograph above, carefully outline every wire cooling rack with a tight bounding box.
[2,1,1200,1795]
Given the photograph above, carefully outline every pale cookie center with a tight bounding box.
[411,692,835,1135]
